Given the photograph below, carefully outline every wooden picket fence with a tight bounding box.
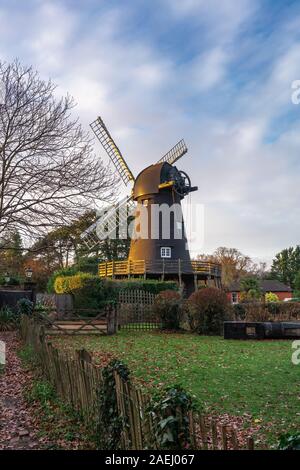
[20,316,255,450]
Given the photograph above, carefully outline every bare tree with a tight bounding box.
[0,60,116,239]
[197,246,255,286]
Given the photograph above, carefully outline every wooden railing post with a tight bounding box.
[194,273,198,291]
[128,259,131,279]
[178,258,182,287]
[112,260,115,279]
[162,258,165,281]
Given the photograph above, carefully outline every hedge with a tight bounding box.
[53,274,116,310]
[52,274,178,311]
[233,301,300,322]
[111,279,178,295]
[47,266,78,293]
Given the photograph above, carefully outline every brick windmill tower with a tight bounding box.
[82,117,221,293]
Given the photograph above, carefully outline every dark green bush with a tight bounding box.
[48,268,178,316]
[149,386,194,449]
[278,432,300,450]
[266,301,281,316]
[75,256,99,274]
[97,359,130,449]
[113,279,178,295]
[153,290,182,329]
[0,275,21,286]
[17,298,34,316]
[0,306,19,331]
[232,303,246,320]
[73,277,118,312]
[186,287,231,335]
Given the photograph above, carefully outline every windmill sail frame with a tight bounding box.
[156,139,188,165]
[90,117,135,186]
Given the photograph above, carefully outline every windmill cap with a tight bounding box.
[133,162,178,199]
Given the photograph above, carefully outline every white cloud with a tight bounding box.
[190,47,228,91]
[1,0,300,262]
[165,0,258,41]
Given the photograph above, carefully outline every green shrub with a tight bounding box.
[0,274,21,286]
[232,303,246,320]
[278,431,300,450]
[153,290,182,329]
[186,287,231,335]
[47,266,78,293]
[73,277,118,311]
[149,385,194,449]
[51,272,178,314]
[266,301,281,316]
[52,273,117,312]
[240,277,262,302]
[265,292,279,303]
[113,279,178,295]
[0,306,18,331]
[17,298,34,316]
[34,302,52,315]
[97,359,130,449]
[75,256,99,274]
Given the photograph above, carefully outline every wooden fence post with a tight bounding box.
[107,304,117,335]
[178,259,182,287]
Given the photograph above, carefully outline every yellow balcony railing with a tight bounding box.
[99,259,221,278]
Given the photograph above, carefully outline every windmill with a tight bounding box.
[81,116,221,293]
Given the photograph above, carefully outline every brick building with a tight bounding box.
[227,279,293,304]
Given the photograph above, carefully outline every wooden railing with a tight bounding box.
[99,259,221,278]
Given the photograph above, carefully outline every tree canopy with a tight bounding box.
[270,246,300,288]
[0,59,116,238]
[197,246,268,286]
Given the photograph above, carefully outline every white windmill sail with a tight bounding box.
[80,195,135,249]
[82,116,136,249]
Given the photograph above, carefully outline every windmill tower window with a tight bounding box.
[161,247,171,258]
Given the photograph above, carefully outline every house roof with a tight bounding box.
[228,279,292,293]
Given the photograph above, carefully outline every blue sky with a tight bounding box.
[1,0,300,263]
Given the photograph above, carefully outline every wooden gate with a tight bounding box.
[35,305,118,335]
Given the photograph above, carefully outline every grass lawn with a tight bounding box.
[52,331,300,447]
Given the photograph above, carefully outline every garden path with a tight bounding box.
[0,332,47,449]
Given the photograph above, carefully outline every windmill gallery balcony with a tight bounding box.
[98,259,222,288]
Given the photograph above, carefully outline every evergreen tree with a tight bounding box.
[271,246,300,288]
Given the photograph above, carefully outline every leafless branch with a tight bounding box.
[0,59,117,239]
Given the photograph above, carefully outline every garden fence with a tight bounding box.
[20,316,255,450]
[118,289,161,330]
